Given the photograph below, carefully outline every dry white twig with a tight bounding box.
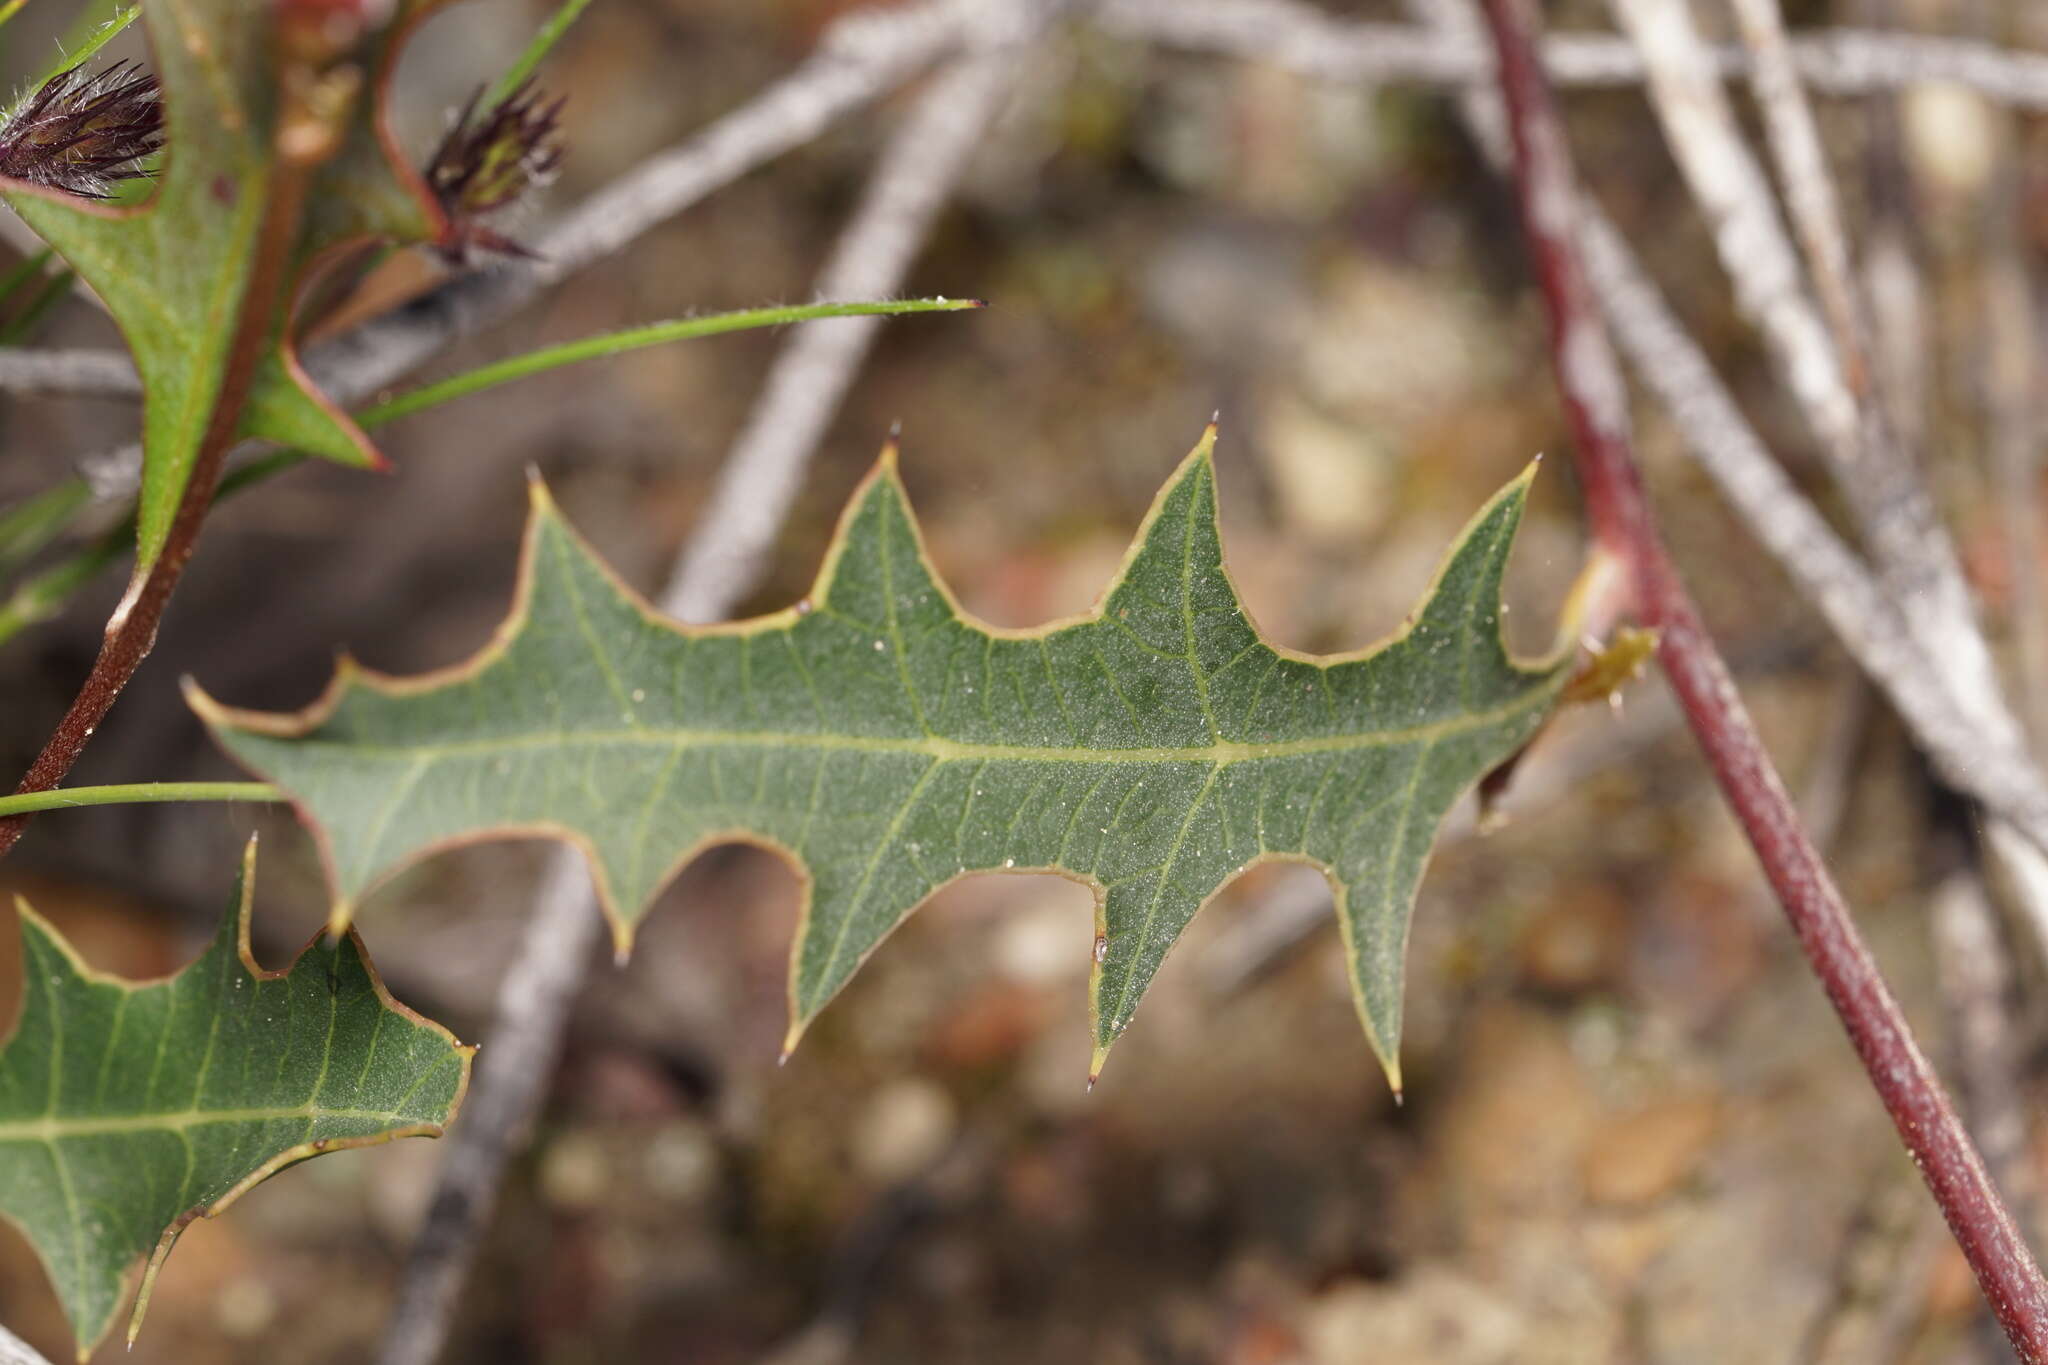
[0,348,136,397]
[372,16,1043,1365]
[371,849,605,1365]
[0,1324,52,1365]
[1618,0,2048,958]
[16,9,2048,405]
[1934,867,2035,1221]
[666,43,1032,621]
[1729,0,1869,381]
[1613,0,2009,744]
[1094,0,2048,106]
[1969,30,2048,750]
[1570,208,2048,829]
[1609,0,1860,449]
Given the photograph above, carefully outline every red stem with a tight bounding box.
[0,70,331,862]
[1477,0,2048,1355]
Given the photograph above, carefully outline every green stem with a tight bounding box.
[0,522,123,642]
[0,477,89,578]
[0,298,980,651]
[486,0,597,106]
[0,268,75,344]
[357,297,982,427]
[0,782,280,818]
[0,248,52,307]
[23,3,139,97]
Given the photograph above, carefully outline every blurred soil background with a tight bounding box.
[3,0,2048,1361]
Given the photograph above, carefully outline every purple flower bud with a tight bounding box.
[0,61,164,201]
[424,81,564,261]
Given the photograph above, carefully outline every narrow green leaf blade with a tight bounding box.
[193,430,1568,1083]
[486,0,596,107]
[0,479,91,580]
[0,841,471,1358]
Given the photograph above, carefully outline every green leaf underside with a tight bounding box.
[0,842,470,1358]
[194,431,1568,1080]
[1,1,454,573]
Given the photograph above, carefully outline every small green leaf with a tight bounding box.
[0,840,471,1359]
[193,429,1569,1084]
[1,2,459,575]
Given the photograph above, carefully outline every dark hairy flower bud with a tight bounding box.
[0,61,164,201]
[424,81,564,261]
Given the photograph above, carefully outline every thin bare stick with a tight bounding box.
[1391,0,2048,1001]
[1612,0,1859,445]
[371,848,605,1365]
[1574,209,2048,848]
[1854,2,1927,454]
[1729,0,1870,388]
[1723,0,2002,694]
[1934,866,2035,1234]
[1478,0,2048,1354]
[1094,0,2048,107]
[0,348,136,397]
[1613,0,2008,747]
[371,27,1039,1365]
[1969,11,2048,749]
[27,11,2048,411]
[666,43,1029,617]
[0,1324,52,1365]
[1643,0,2048,972]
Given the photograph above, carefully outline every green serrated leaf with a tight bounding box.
[0,839,471,1359]
[1,2,456,573]
[192,429,1569,1083]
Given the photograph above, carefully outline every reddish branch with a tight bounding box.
[0,60,344,862]
[1476,0,2048,1355]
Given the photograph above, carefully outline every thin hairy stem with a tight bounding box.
[0,782,278,818]
[0,54,339,862]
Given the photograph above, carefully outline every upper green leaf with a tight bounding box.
[0,840,471,1359]
[192,429,1569,1083]
[0,2,456,575]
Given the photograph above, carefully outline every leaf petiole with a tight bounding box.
[486,0,597,108]
[0,781,280,818]
[357,296,983,427]
[16,2,139,111]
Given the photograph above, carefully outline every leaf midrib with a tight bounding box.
[295,686,1550,767]
[0,1100,435,1142]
